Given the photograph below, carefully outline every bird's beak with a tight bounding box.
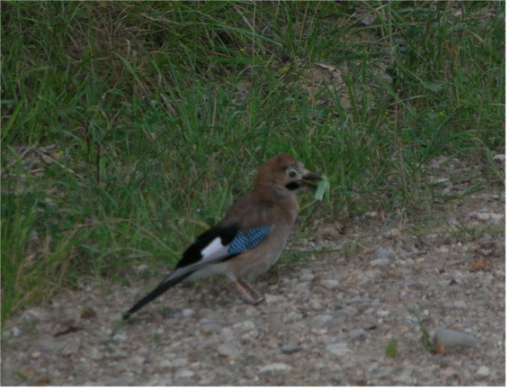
[300,170,322,190]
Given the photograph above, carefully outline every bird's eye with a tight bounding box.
[289,171,297,178]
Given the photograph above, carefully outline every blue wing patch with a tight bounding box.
[228,225,271,255]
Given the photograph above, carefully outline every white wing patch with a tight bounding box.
[201,237,225,259]
[163,236,230,283]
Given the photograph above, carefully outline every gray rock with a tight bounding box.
[437,279,453,288]
[175,368,194,378]
[370,258,390,266]
[452,300,468,310]
[220,327,234,341]
[348,328,366,339]
[433,329,480,351]
[293,282,311,292]
[321,280,340,290]
[233,320,256,331]
[373,246,394,260]
[309,315,333,327]
[299,273,315,282]
[259,363,291,373]
[475,366,490,379]
[325,342,352,356]
[34,338,65,352]
[135,264,149,274]
[280,345,303,354]
[217,343,241,358]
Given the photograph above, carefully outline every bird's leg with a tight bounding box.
[231,278,265,305]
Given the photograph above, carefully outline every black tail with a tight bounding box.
[123,272,192,319]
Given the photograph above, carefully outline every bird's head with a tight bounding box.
[256,154,322,194]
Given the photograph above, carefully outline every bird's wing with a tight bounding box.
[168,223,272,280]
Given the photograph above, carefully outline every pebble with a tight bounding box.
[320,280,340,290]
[433,329,480,352]
[383,228,401,238]
[281,345,303,354]
[259,363,291,373]
[160,358,188,368]
[182,309,195,317]
[135,264,149,274]
[475,366,490,379]
[220,327,234,341]
[437,279,453,288]
[371,258,390,266]
[293,282,311,292]
[299,273,315,282]
[217,343,241,358]
[34,338,62,353]
[175,369,194,378]
[452,300,468,310]
[373,246,394,260]
[309,315,333,328]
[470,212,504,221]
[4,326,21,338]
[492,154,505,162]
[348,328,365,339]
[325,342,352,356]
[264,294,284,303]
[233,321,255,331]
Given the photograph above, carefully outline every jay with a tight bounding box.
[123,154,322,319]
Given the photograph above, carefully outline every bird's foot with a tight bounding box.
[231,278,265,305]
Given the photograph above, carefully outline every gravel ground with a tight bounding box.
[1,156,505,386]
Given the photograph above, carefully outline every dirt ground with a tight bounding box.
[1,155,505,386]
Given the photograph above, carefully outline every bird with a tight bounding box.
[123,154,322,319]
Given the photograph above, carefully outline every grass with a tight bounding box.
[1,1,505,319]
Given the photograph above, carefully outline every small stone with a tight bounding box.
[159,358,187,368]
[326,342,352,356]
[299,273,315,282]
[321,280,340,290]
[264,294,284,303]
[452,300,467,310]
[268,316,284,334]
[233,321,255,331]
[373,246,394,260]
[217,343,241,358]
[348,328,365,339]
[259,363,290,373]
[182,309,195,317]
[471,212,504,221]
[280,345,303,354]
[370,258,389,266]
[130,356,145,366]
[309,315,333,327]
[31,351,41,358]
[492,154,505,162]
[383,229,401,238]
[220,327,234,341]
[433,329,480,352]
[293,282,311,292]
[11,326,21,337]
[136,264,149,274]
[156,377,172,386]
[175,369,194,378]
[113,332,128,342]
[475,366,490,379]
[437,279,453,288]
